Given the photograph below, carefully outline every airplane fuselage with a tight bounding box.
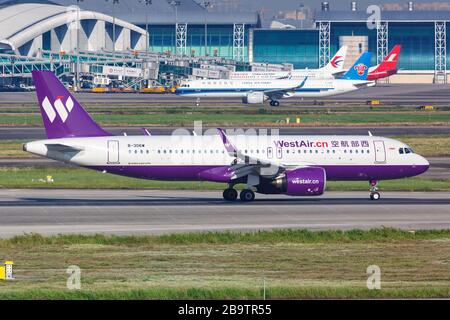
[24,135,429,182]
[176,79,370,99]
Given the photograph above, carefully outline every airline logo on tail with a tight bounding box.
[387,53,397,62]
[354,63,368,76]
[330,55,343,68]
[41,96,74,123]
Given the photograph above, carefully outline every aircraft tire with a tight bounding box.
[223,189,238,201]
[240,189,255,202]
[370,192,381,200]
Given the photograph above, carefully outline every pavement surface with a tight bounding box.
[1,125,450,140]
[0,189,449,238]
[1,84,450,106]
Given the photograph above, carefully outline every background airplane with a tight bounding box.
[229,46,348,80]
[367,45,402,81]
[25,71,429,202]
[176,52,373,106]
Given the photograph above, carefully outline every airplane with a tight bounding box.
[229,46,348,80]
[176,52,374,106]
[24,71,429,202]
[366,45,402,81]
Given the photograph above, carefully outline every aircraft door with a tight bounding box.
[267,147,273,159]
[276,147,283,159]
[107,140,120,164]
[373,140,386,163]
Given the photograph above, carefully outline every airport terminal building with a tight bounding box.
[0,0,450,84]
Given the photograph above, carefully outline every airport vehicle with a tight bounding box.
[229,46,348,80]
[367,45,401,81]
[176,52,373,106]
[24,71,429,202]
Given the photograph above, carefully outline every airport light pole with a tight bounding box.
[106,0,119,59]
[169,1,181,55]
[75,0,83,92]
[203,1,210,57]
[139,0,152,57]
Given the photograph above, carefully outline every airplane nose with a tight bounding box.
[23,143,28,152]
[420,155,430,167]
[416,155,430,174]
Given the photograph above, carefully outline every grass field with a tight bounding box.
[2,135,450,159]
[0,229,449,299]
[0,110,449,126]
[0,166,448,191]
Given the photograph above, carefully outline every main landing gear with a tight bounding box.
[240,189,255,202]
[223,188,238,201]
[369,180,381,201]
[222,188,255,202]
[269,100,280,107]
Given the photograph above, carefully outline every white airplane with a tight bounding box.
[177,52,373,106]
[229,46,348,80]
[24,71,429,202]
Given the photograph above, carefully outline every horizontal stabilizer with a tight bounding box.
[45,144,83,153]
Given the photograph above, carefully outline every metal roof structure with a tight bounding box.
[315,10,450,22]
[5,0,260,26]
[0,3,147,56]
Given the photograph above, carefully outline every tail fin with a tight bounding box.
[374,44,401,73]
[321,45,348,74]
[342,52,373,80]
[32,71,110,139]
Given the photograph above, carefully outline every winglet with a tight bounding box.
[297,76,308,89]
[217,128,238,155]
[141,128,151,136]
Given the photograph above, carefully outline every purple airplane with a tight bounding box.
[23,71,429,202]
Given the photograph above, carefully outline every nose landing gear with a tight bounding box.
[369,180,381,200]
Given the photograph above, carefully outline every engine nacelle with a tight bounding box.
[256,167,326,196]
[242,91,265,104]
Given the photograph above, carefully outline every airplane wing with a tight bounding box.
[261,76,308,100]
[217,128,306,180]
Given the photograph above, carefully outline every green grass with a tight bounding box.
[392,135,450,157]
[4,228,450,245]
[1,229,450,299]
[0,111,449,126]
[0,166,448,191]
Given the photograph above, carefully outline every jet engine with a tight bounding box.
[256,167,326,196]
[242,91,265,104]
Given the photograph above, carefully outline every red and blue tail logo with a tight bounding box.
[354,63,368,76]
[330,55,343,68]
[342,52,372,80]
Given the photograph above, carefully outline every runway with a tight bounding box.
[2,125,450,140]
[0,189,449,237]
[1,84,450,105]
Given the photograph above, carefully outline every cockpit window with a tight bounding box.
[399,147,414,154]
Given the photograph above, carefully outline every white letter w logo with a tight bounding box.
[42,96,75,123]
